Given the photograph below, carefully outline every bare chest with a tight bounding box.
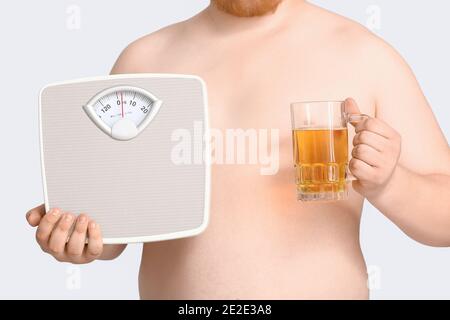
[135,40,373,206]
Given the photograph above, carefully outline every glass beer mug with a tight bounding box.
[290,101,368,201]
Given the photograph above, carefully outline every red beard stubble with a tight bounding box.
[212,0,283,17]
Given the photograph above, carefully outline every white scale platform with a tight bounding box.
[39,74,210,244]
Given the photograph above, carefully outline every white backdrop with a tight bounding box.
[0,0,448,299]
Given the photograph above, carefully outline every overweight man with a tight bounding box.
[26,0,450,299]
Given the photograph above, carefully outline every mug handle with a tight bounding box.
[346,113,370,181]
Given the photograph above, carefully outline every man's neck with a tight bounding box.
[203,0,307,35]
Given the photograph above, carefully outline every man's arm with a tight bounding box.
[348,38,450,247]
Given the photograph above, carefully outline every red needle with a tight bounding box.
[121,92,124,118]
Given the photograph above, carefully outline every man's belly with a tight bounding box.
[138,165,368,300]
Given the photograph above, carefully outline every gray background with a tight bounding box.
[0,0,448,299]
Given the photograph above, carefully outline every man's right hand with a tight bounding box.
[26,204,103,264]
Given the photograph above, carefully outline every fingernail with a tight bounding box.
[90,222,97,229]
[65,214,73,222]
[79,215,87,224]
[51,208,60,216]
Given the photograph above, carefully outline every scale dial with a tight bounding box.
[84,86,163,140]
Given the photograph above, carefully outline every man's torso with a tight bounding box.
[122,4,377,299]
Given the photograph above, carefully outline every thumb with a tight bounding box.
[26,204,45,227]
[344,98,365,128]
[344,98,361,115]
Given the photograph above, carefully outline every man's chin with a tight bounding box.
[212,0,283,17]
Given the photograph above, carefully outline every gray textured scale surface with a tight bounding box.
[39,75,209,243]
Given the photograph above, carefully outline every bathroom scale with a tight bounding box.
[39,74,210,244]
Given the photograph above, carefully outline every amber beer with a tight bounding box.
[291,101,367,201]
[293,127,349,198]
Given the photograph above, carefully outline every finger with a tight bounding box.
[353,130,387,152]
[66,214,89,258]
[86,221,103,259]
[47,213,75,255]
[35,208,63,247]
[354,117,397,139]
[349,158,377,181]
[351,144,383,167]
[26,204,46,227]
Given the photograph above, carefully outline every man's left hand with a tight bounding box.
[345,98,402,199]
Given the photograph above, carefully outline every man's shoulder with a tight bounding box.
[311,5,419,108]
[111,20,189,73]
[311,5,403,68]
